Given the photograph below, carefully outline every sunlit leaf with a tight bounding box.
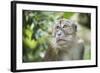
[63,12,75,19]
[23,38,37,49]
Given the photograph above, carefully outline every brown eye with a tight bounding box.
[56,26,60,29]
[63,25,68,28]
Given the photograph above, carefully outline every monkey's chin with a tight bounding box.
[56,40,73,48]
[57,41,66,45]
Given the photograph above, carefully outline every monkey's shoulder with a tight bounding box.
[76,39,85,51]
[74,38,85,50]
[77,39,84,44]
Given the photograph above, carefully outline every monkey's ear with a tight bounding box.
[67,19,77,32]
[52,21,58,37]
[52,25,56,37]
[74,24,77,32]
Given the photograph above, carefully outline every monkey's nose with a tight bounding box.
[58,33,61,36]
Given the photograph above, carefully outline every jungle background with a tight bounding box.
[22,10,91,62]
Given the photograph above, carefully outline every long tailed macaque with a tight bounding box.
[44,19,84,61]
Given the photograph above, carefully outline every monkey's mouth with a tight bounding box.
[57,39,67,42]
[56,39,67,46]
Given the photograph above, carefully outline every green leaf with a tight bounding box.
[63,12,75,19]
[23,38,37,49]
[23,25,33,39]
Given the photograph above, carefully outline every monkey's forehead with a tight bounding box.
[55,19,74,26]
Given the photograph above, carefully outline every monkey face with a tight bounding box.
[53,19,77,47]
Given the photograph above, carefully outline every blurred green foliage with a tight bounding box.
[23,11,64,62]
[78,13,91,29]
[63,12,75,19]
[22,10,91,62]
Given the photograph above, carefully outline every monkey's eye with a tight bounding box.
[56,26,60,29]
[63,25,68,28]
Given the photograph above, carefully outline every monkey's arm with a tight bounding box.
[72,39,85,60]
[78,39,85,60]
[44,44,58,61]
